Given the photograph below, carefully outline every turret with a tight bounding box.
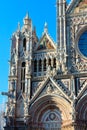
[2,13,33,122]
[22,13,32,32]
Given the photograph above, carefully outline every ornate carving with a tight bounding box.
[24,99,29,116]
[32,81,42,95]
[11,64,16,76]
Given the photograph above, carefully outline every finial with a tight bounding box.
[25,12,29,19]
[44,22,48,33]
[17,22,20,31]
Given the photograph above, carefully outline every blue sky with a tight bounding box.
[0,0,70,107]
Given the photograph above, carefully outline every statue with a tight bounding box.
[11,64,16,76]
[11,48,17,63]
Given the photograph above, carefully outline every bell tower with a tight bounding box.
[3,13,33,129]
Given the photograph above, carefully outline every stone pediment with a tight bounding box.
[36,33,56,51]
[30,78,71,105]
[67,0,87,14]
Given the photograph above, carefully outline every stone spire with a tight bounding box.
[22,12,32,32]
[23,12,30,25]
[17,22,20,32]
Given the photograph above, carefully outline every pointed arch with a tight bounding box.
[48,58,51,66]
[39,59,42,72]
[34,59,37,72]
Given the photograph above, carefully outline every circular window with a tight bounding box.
[49,113,56,120]
[78,31,87,58]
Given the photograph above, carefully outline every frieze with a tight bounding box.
[33,52,57,60]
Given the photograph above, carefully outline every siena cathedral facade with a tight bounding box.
[3,0,87,130]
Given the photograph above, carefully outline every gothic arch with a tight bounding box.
[76,93,87,120]
[23,38,26,51]
[30,95,72,127]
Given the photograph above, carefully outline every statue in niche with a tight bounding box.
[11,48,17,63]
[47,84,53,93]
[11,64,16,76]
[27,61,31,75]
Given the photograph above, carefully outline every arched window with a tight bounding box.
[48,58,51,66]
[21,62,26,93]
[44,58,46,71]
[34,60,37,72]
[39,59,42,72]
[53,58,56,68]
[23,38,26,51]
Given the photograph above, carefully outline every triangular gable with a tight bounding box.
[35,33,56,51]
[30,77,71,105]
[67,0,87,14]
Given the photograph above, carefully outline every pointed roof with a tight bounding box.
[34,22,56,51]
[25,12,29,19]
[35,33,56,51]
[23,12,30,20]
[23,12,31,25]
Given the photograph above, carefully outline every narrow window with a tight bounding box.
[48,58,51,66]
[21,62,26,93]
[53,58,56,68]
[23,38,26,51]
[44,58,46,71]
[39,59,42,72]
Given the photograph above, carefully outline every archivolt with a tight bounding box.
[30,94,71,123]
[76,94,87,120]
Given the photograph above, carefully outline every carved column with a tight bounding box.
[51,58,53,68]
[46,58,48,70]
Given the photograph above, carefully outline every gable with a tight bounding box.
[36,34,56,51]
[30,77,71,105]
[67,0,87,14]
[74,0,87,13]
